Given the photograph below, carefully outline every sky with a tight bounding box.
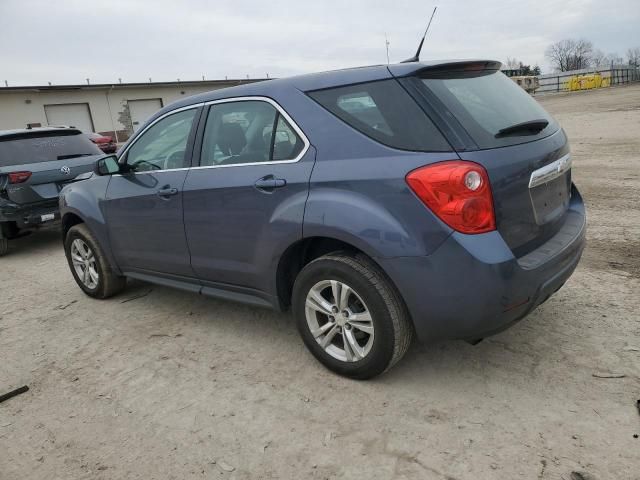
[0,0,638,86]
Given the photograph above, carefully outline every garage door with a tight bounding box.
[44,103,94,133]
[128,98,163,132]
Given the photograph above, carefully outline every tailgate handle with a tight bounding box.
[157,186,178,197]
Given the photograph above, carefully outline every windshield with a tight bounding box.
[419,70,558,149]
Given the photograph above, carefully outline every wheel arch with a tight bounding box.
[61,212,85,240]
[275,236,406,314]
[60,208,122,276]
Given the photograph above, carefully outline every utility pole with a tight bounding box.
[385,33,390,64]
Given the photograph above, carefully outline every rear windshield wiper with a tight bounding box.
[57,153,95,160]
[495,119,549,137]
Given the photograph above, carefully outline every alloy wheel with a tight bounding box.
[304,280,374,362]
[70,238,99,289]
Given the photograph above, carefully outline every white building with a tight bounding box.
[0,78,263,142]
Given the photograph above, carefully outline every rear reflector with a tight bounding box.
[8,171,32,184]
[406,161,496,234]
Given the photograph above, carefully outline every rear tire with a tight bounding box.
[0,237,7,257]
[64,224,126,299]
[0,221,19,240]
[292,252,413,379]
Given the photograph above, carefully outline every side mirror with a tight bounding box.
[94,155,121,176]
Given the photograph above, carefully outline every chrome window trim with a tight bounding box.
[113,97,310,176]
[118,103,204,166]
[528,153,572,189]
[191,96,310,170]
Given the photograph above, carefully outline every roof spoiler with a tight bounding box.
[388,60,502,78]
[0,128,83,142]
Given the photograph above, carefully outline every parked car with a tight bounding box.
[0,127,103,256]
[87,132,117,154]
[60,60,586,379]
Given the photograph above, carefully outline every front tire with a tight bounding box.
[64,224,126,298]
[292,252,413,379]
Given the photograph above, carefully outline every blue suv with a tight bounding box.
[60,60,586,379]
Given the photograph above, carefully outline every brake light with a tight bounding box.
[8,171,32,184]
[406,161,496,234]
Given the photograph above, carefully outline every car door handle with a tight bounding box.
[254,175,287,192]
[157,186,178,197]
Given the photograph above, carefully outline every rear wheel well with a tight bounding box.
[61,213,84,240]
[276,237,368,310]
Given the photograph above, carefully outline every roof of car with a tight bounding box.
[158,59,499,116]
[0,126,82,138]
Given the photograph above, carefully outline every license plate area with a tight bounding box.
[530,174,570,225]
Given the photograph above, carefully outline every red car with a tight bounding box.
[87,132,117,154]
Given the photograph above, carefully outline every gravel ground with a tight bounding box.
[1,84,639,480]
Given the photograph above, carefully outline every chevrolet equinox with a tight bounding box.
[60,60,586,379]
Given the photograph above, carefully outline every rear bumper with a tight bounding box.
[0,200,60,228]
[379,185,586,343]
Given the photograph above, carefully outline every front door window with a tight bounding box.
[125,108,197,171]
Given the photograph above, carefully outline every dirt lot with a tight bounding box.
[1,84,639,480]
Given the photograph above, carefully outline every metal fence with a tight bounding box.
[535,66,640,95]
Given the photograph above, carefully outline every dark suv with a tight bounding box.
[0,127,102,255]
[60,60,586,379]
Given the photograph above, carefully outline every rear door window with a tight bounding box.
[200,100,305,167]
[0,130,101,167]
[308,80,451,152]
[417,70,558,149]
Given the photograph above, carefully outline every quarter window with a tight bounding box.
[272,114,304,161]
[200,100,304,167]
[125,108,197,172]
[309,79,451,152]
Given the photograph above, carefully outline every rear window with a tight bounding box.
[308,79,451,152]
[418,70,558,149]
[0,130,101,167]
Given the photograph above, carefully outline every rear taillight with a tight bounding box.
[8,171,32,184]
[406,161,496,234]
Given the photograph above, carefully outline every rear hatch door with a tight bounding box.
[394,62,571,255]
[0,129,102,205]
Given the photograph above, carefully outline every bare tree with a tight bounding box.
[546,39,573,71]
[573,39,593,70]
[591,49,608,68]
[545,39,593,71]
[627,47,640,67]
[604,53,624,67]
[593,49,624,68]
[504,57,521,69]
